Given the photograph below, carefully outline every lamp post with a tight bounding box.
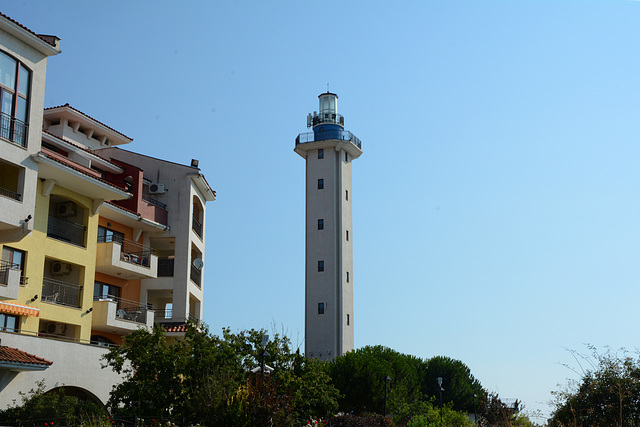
[473,393,477,424]
[259,334,270,376]
[383,375,391,417]
[437,377,444,425]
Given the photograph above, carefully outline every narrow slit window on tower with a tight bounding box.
[318,260,324,272]
[318,219,324,230]
[346,230,349,241]
[318,303,325,314]
[345,152,348,162]
[346,190,348,201]
[318,179,324,190]
[346,271,349,282]
[318,149,324,159]
[347,314,350,325]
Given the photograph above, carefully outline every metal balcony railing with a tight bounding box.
[157,258,174,277]
[94,294,150,324]
[190,263,202,287]
[311,112,344,127]
[0,186,21,201]
[295,129,362,149]
[149,308,172,321]
[0,112,28,147]
[98,235,156,267]
[42,277,82,308]
[0,260,19,285]
[47,215,86,247]
[142,194,167,210]
[192,215,203,238]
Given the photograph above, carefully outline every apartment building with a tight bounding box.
[0,13,215,408]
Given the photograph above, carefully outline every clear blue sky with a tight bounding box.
[5,0,640,421]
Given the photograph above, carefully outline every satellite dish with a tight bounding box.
[193,258,204,270]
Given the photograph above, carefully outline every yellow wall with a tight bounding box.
[1,181,99,342]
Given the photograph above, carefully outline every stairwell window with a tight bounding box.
[318,149,324,159]
[0,51,30,147]
[318,303,325,314]
[318,260,324,272]
[318,219,324,230]
[346,190,348,201]
[318,179,324,190]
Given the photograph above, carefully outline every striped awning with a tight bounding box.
[0,302,39,317]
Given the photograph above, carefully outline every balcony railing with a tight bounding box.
[42,277,82,308]
[0,112,28,147]
[47,215,86,247]
[142,194,167,210]
[149,308,172,321]
[192,215,203,238]
[190,263,202,287]
[0,187,21,201]
[0,260,19,285]
[94,294,150,324]
[157,258,174,277]
[98,235,156,267]
[311,112,344,127]
[295,129,362,149]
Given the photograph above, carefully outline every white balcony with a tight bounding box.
[91,298,154,334]
[0,261,20,299]
[96,237,157,280]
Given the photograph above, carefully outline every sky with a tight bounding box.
[4,0,640,421]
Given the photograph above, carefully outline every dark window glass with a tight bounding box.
[318,260,324,272]
[94,281,121,300]
[98,226,124,244]
[346,230,349,241]
[347,314,350,325]
[346,190,348,201]
[0,51,31,146]
[347,271,349,282]
[318,179,324,190]
[345,152,348,162]
[318,149,324,159]
[318,303,325,314]
[318,219,324,230]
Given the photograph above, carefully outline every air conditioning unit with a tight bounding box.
[56,202,77,217]
[149,183,166,194]
[51,261,71,275]
[45,322,67,336]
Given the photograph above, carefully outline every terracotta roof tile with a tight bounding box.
[160,323,190,333]
[44,104,132,140]
[0,12,58,47]
[0,346,53,366]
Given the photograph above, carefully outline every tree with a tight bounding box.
[102,323,339,425]
[423,356,486,414]
[550,346,640,427]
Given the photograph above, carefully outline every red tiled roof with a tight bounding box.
[39,151,130,193]
[160,323,190,333]
[0,346,53,366]
[42,130,124,169]
[44,104,133,140]
[0,12,58,47]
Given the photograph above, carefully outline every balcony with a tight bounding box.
[0,186,20,201]
[149,308,172,323]
[0,112,27,148]
[96,236,158,280]
[42,277,82,308]
[295,129,361,149]
[190,263,202,288]
[47,215,86,247]
[157,258,174,277]
[139,195,168,225]
[92,296,154,334]
[192,215,203,239]
[0,260,20,299]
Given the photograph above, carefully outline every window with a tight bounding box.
[347,314,350,325]
[318,303,325,314]
[94,281,120,300]
[0,313,18,332]
[318,260,324,272]
[97,226,124,244]
[346,190,348,201]
[318,179,324,190]
[346,230,349,241]
[0,51,31,147]
[2,246,25,273]
[318,149,324,159]
[346,271,349,283]
[318,219,324,230]
[345,152,348,162]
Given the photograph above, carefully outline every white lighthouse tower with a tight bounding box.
[295,92,362,360]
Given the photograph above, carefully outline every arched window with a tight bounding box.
[0,51,30,147]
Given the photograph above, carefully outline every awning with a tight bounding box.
[0,302,39,317]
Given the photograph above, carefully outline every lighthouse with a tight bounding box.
[295,92,362,360]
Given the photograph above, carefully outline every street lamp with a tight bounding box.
[383,375,391,417]
[437,377,444,425]
[259,334,270,376]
